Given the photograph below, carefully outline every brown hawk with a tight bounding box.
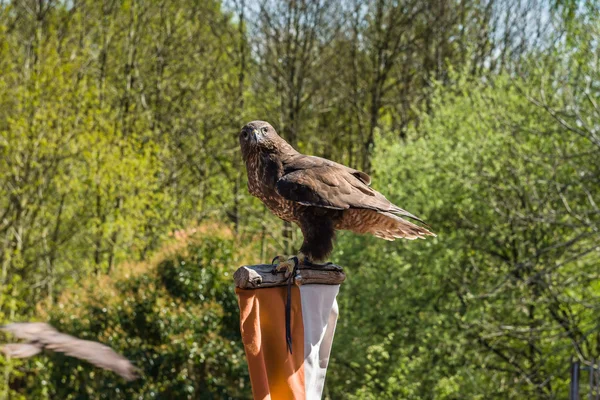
[239,120,435,274]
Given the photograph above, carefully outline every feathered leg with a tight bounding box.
[271,209,339,275]
[298,212,336,263]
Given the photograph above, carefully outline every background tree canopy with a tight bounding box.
[0,0,598,398]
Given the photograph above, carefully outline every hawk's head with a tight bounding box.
[239,121,288,160]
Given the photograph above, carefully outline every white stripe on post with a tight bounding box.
[300,284,340,399]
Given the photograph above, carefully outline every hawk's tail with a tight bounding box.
[337,209,436,241]
[374,211,436,241]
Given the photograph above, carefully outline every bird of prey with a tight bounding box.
[239,120,436,274]
[1,322,138,381]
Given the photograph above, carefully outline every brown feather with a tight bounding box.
[277,160,428,224]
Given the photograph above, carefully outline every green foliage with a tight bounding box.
[328,64,600,398]
[0,0,255,317]
[0,0,598,399]
[16,231,250,399]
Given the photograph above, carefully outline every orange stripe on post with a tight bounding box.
[236,286,305,400]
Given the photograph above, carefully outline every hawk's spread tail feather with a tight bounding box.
[373,211,436,240]
[336,209,436,241]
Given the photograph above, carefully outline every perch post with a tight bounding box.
[234,263,345,400]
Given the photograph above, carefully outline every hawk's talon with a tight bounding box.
[270,256,281,274]
[270,252,337,276]
[271,254,300,279]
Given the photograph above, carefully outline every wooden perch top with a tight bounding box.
[234,263,346,290]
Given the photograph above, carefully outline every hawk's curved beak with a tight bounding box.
[252,129,262,142]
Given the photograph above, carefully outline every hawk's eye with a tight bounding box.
[261,127,268,134]
[242,131,248,139]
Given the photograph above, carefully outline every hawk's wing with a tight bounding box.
[277,155,435,240]
[277,155,425,223]
[1,323,138,381]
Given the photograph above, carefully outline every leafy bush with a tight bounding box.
[327,69,599,399]
[9,227,252,400]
